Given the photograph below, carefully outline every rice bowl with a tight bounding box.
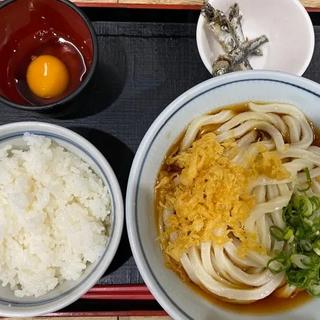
[0,134,111,297]
[0,122,123,317]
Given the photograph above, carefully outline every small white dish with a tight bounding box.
[126,71,320,320]
[0,122,124,317]
[196,0,315,76]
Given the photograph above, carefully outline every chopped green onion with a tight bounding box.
[283,228,294,241]
[292,194,303,208]
[309,284,320,296]
[304,217,313,226]
[313,240,320,256]
[295,228,306,239]
[267,257,286,273]
[291,194,313,217]
[290,254,310,269]
[298,168,312,192]
[302,198,313,217]
[287,269,309,288]
[310,196,320,211]
[270,226,284,241]
[300,240,312,251]
[268,193,320,297]
[313,248,320,256]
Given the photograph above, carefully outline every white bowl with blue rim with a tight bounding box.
[196,0,315,76]
[0,122,123,317]
[126,70,320,320]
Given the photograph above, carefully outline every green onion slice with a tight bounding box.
[290,254,310,269]
[270,226,284,241]
[298,168,312,192]
[267,258,286,274]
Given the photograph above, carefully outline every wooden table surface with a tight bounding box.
[72,0,320,10]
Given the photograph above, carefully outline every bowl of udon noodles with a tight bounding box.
[126,70,320,320]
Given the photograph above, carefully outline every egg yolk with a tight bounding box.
[26,55,69,99]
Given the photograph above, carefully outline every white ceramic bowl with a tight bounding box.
[0,122,124,317]
[126,71,320,320]
[196,0,315,76]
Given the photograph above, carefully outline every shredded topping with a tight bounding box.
[157,132,289,262]
[250,149,289,180]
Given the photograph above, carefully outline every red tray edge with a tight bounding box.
[46,310,167,317]
[75,2,201,10]
[73,2,320,12]
[45,286,162,318]
[82,284,155,300]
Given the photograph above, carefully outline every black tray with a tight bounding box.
[1,9,320,314]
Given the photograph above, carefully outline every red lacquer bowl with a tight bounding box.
[0,0,97,110]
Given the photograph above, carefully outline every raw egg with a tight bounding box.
[26,55,69,99]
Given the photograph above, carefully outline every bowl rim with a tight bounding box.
[126,70,320,320]
[196,0,315,77]
[0,0,98,111]
[0,121,124,317]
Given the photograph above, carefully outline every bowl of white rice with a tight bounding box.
[0,121,123,317]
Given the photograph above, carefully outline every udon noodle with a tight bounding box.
[156,102,320,303]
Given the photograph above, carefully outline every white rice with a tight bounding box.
[0,135,111,297]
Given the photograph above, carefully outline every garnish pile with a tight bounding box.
[268,187,320,296]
